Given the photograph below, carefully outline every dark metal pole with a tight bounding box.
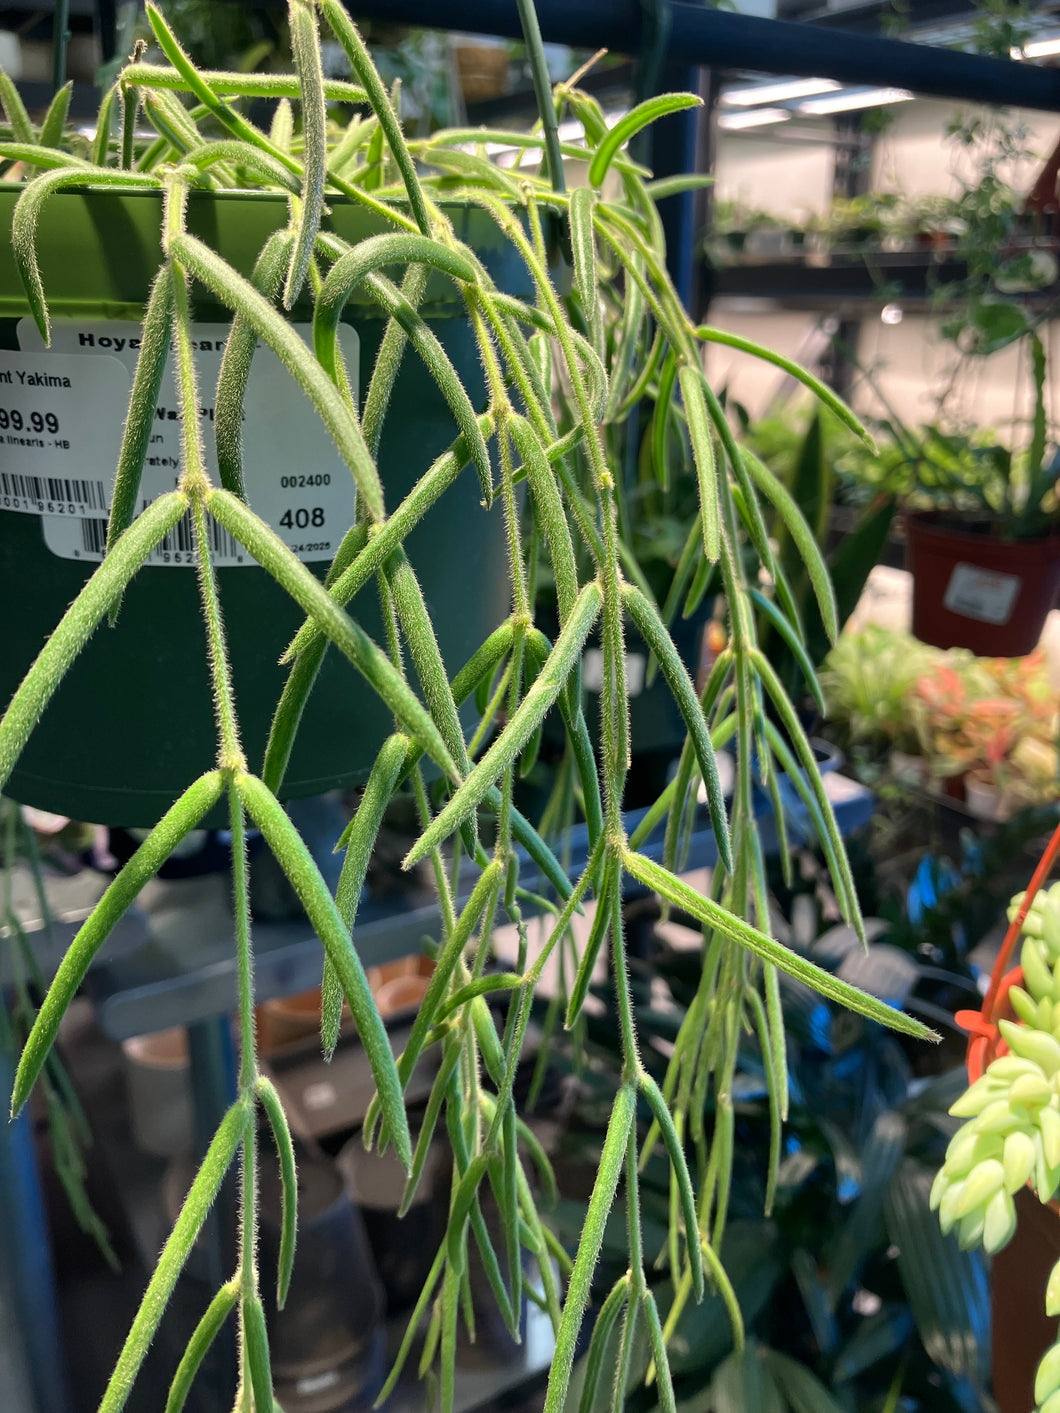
[341,0,1060,113]
[0,1050,73,1413]
[52,0,71,94]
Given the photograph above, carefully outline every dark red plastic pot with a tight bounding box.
[906,514,1060,656]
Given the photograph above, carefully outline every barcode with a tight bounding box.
[153,510,242,560]
[79,511,243,562]
[79,519,108,555]
[1,470,108,510]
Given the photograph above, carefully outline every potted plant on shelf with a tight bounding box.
[863,387,1060,657]
[899,102,1060,656]
[810,193,901,255]
[909,648,1059,819]
[933,819,1060,1413]
[0,4,934,1411]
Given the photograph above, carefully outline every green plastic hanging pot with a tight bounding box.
[0,187,523,825]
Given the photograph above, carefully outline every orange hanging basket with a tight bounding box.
[952,818,1060,1413]
[956,818,1060,1082]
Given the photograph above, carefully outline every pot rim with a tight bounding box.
[904,509,1060,551]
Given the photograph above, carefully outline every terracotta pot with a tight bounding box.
[373,973,431,1017]
[454,40,510,102]
[256,987,334,1052]
[256,954,436,1053]
[906,514,1060,657]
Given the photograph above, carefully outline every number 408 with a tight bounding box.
[279,507,325,529]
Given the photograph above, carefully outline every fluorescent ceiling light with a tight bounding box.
[1022,35,1060,57]
[722,77,840,107]
[718,108,793,130]
[799,86,913,114]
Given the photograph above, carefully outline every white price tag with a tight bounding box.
[0,350,129,516]
[18,317,360,565]
[942,561,1021,625]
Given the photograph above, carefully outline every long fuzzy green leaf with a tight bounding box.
[751,646,863,942]
[141,91,202,156]
[363,270,492,499]
[179,138,300,192]
[749,588,825,713]
[620,582,732,873]
[566,852,617,1026]
[587,94,702,188]
[107,267,175,554]
[404,581,602,867]
[639,1069,704,1299]
[543,1084,636,1413]
[12,166,160,341]
[0,493,188,795]
[99,1101,246,1413]
[164,1280,239,1413]
[578,1275,630,1413]
[38,82,73,149]
[510,414,579,624]
[641,1289,677,1413]
[697,325,873,448]
[145,5,296,174]
[242,1293,274,1412]
[679,364,720,562]
[569,185,601,352]
[213,229,293,501]
[314,235,477,382]
[11,769,224,1115]
[623,851,935,1040]
[0,142,91,172]
[324,733,408,1056]
[283,417,493,661]
[123,63,368,103]
[238,774,411,1168]
[91,85,119,166]
[286,0,328,305]
[317,0,434,235]
[744,449,839,646]
[172,233,385,519]
[255,1076,298,1309]
[208,490,455,776]
[397,860,504,1087]
[0,70,35,143]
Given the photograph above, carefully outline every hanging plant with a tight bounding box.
[0,3,933,1410]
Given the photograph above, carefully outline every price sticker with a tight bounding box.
[0,350,129,517]
[17,317,360,566]
[942,562,1021,625]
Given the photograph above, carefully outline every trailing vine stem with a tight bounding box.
[0,7,939,1412]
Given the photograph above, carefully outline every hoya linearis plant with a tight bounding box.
[0,3,934,1410]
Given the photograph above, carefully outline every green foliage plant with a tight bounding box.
[861,342,1060,540]
[0,4,934,1409]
